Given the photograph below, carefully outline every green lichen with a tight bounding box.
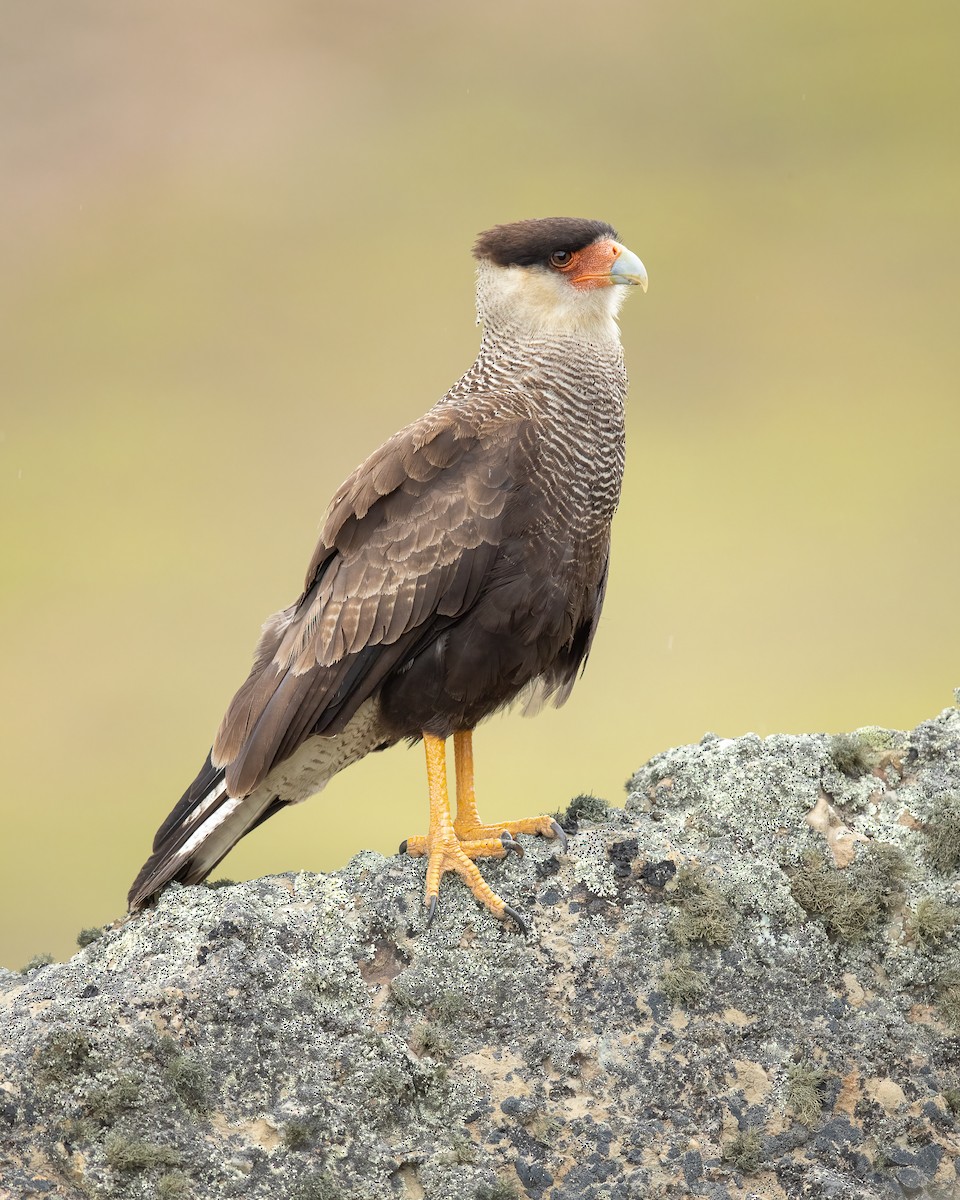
[155,1035,209,1113]
[76,927,103,948]
[937,971,960,1031]
[527,1112,563,1143]
[19,953,55,974]
[789,844,902,941]
[86,1073,140,1121]
[282,1118,318,1151]
[164,1053,210,1113]
[35,1029,95,1084]
[924,795,960,873]
[155,1172,193,1198]
[660,953,707,1006]
[827,732,879,777]
[293,1173,342,1200]
[786,1059,825,1125]
[60,1116,97,1145]
[828,733,872,777]
[369,1062,416,1106]
[665,866,736,948]
[475,1182,522,1200]
[431,989,470,1025]
[103,1132,181,1171]
[557,793,609,826]
[387,977,419,1011]
[868,841,909,882]
[156,1035,179,1061]
[411,1021,452,1060]
[906,897,958,949]
[204,878,237,890]
[437,1134,478,1165]
[944,1088,960,1115]
[722,1128,764,1173]
[299,969,342,1001]
[828,727,899,777]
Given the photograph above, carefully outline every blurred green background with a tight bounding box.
[2,1,958,969]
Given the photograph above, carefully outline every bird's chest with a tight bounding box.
[536,396,626,539]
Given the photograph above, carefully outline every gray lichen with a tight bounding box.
[3,704,960,1199]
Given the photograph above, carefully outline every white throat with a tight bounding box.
[475,260,627,346]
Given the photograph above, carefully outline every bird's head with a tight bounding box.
[472,217,647,340]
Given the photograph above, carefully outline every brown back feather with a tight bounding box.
[211,405,533,797]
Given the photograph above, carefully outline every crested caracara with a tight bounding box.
[128,216,647,929]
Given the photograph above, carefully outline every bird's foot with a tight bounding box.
[452,813,568,854]
[400,828,530,932]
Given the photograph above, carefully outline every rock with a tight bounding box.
[2,706,960,1199]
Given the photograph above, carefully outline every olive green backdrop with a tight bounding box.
[3,2,958,967]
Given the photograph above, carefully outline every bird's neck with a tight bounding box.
[478,320,623,362]
[470,320,627,412]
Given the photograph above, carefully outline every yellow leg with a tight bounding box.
[453,727,482,831]
[453,730,567,849]
[401,730,568,930]
[403,733,520,927]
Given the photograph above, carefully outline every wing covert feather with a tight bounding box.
[212,405,534,796]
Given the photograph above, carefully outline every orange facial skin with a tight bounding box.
[554,239,647,291]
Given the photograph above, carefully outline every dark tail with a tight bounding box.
[127,751,282,911]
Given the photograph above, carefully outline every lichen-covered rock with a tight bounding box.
[2,707,960,1199]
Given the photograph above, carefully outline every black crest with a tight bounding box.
[472,217,618,268]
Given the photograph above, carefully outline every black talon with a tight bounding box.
[548,819,569,851]
[500,831,524,857]
[399,839,409,854]
[425,894,438,926]
[503,905,531,935]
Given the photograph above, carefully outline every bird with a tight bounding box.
[128,216,647,929]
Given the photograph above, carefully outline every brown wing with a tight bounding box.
[211,404,531,797]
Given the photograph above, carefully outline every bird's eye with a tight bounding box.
[550,250,572,268]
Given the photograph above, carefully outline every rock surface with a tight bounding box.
[3,707,960,1199]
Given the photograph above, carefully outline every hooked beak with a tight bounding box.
[570,239,648,292]
[609,243,648,291]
